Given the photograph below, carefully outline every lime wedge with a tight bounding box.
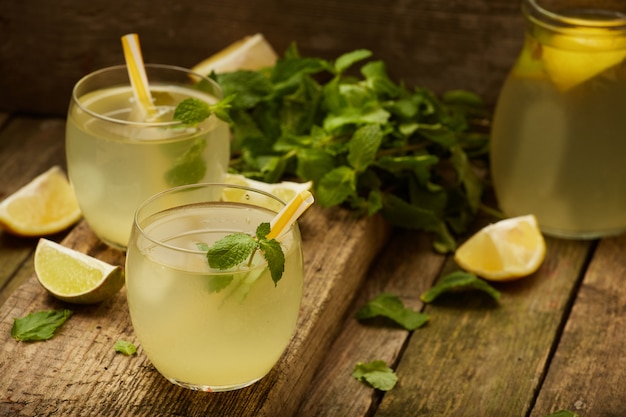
[34,238,124,304]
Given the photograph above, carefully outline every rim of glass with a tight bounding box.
[71,63,222,127]
[523,0,626,31]
[134,182,288,255]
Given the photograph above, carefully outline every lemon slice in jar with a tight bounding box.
[541,30,626,91]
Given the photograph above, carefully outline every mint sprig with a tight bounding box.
[205,222,285,286]
[173,95,234,126]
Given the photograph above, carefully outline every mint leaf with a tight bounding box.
[259,239,285,285]
[173,95,234,126]
[316,166,356,207]
[420,271,501,303]
[256,222,271,240]
[114,340,137,355]
[347,124,383,173]
[164,139,207,187]
[207,275,234,293]
[174,98,210,125]
[356,293,428,331]
[11,309,73,342]
[334,49,372,74]
[202,221,288,292]
[207,233,258,270]
[352,360,398,391]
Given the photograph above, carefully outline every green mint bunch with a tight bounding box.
[203,222,285,286]
[211,44,490,253]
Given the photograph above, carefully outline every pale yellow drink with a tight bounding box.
[491,0,626,238]
[66,64,229,249]
[125,184,304,391]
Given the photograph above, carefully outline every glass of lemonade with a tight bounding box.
[125,183,304,391]
[490,0,626,238]
[66,64,230,249]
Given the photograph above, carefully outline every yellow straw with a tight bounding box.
[121,33,155,118]
[268,190,314,239]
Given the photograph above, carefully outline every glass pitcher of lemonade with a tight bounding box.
[490,0,626,239]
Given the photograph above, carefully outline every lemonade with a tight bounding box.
[125,184,304,391]
[66,65,230,249]
[490,0,626,238]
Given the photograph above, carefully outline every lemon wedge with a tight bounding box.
[454,215,546,281]
[0,166,82,237]
[541,32,626,91]
[34,238,125,304]
[191,33,278,75]
[222,173,313,212]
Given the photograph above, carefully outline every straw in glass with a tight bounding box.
[121,33,156,118]
[268,190,314,239]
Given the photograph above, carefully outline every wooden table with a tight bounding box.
[1,112,625,416]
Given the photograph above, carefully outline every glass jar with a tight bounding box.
[490,0,626,239]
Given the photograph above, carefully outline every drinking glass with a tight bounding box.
[66,64,230,249]
[125,183,304,392]
[490,0,626,238]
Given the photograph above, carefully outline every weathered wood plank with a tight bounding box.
[0,116,69,304]
[298,230,446,416]
[373,237,593,417]
[530,235,626,417]
[0,202,389,416]
[0,0,522,116]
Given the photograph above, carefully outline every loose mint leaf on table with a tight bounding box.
[11,309,73,342]
[356,293,428,331]
[114,340,137,356]
[420,271,501,303]
[352,360,398,391]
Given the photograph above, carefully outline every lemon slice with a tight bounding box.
[222,173,313,211]
[34,238,125,304]
[541,32,626,91]
[0,166,82,237]
[191,33,278,75]
[454,215,546,281]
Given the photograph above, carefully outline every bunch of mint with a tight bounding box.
[211,45,490,252]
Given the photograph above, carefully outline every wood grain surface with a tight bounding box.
[0,0,523,116]
[0,193,390,417]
